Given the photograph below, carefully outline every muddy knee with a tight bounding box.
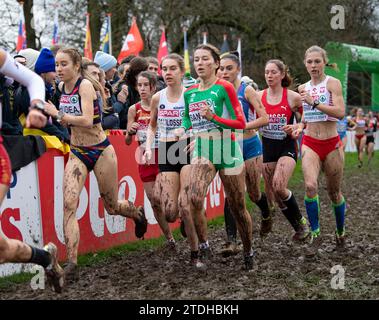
[305,181,318,198]
[190,194,205,212]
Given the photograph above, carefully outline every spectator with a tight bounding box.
[15,48,69,142]
[18,48,40,72]
[82,60,119,129]
[146,56,166,91]
[112,57,149,129]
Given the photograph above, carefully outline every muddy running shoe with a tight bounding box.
[260,216,273,237]
[165,239,177,252]
[63,262,79,283]
[305,233,322,258]
[180,219,187,238]
[44,243,65,293]
[199,246,213,261]
[335,230,346,250]
[135,206,148,239]
[190,258,207,270]
[292,217,310,242]
[243,251,255,271]
[220,242,239,257]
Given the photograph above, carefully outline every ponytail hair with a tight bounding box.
[265,59,293,88]
[305,45,339,71]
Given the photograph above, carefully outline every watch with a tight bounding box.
[312,99,320,110]
[56,110,65,122]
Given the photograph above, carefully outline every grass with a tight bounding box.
[0,151,377,288]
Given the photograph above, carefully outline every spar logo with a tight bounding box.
[158,109,180,117]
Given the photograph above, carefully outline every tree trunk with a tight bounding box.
[21,0,37,49]
[88,0,102,55]
[109,0,132,58]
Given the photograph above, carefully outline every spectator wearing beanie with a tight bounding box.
[94,51,117,82]
[14,48,69,142]
[35,48,57,90]
[18,48,40,71]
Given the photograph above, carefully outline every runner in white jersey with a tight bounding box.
[0,49,64,293]
[145,54,198,256]
[284,45,346,256]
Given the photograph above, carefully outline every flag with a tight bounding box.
[16,3,27,52]
[84,13,93,60]
[237,37,242,79]
[157,27,168,74]
[183,28,196,88]
[52,7,59,45]
[202,32,207,45]
[101,14,112,55]
[220,34,230,54]
[117,17,144,63]
[184,29,190,75]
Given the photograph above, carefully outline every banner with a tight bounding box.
[0,136,225,276]
[84,13,93,60]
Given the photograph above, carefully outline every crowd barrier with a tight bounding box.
[0,135,225,277]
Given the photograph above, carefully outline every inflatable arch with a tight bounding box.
[325,42,379,111]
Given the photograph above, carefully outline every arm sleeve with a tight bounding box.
[182,91,192,130]
[0,51,45,103]
[210,83,245,129]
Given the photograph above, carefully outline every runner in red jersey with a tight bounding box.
[126,71,174,246]
[285,46,346,256]
[258,59,309,241]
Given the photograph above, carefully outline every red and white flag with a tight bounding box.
[157,27,168,74]
[117,17,144,63]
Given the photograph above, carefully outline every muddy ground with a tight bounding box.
[1,166,378,300]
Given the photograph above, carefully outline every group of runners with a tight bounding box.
[0,42,353,293]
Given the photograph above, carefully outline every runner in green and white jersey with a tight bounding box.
[176,44,255,270]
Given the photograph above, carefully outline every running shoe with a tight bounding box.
[44,243,65,293]
[243,251,255,271]
[164,239,177,252]
[292,217,310,242]
[180,218,187,238]
[335,230,346,249]
[63,262,79,283]
[260,215,273,237]
[220,241,239,257]
[135,206,148,239]
[305,233,322,258]
[190,258,207,270]
[199,246,213,261]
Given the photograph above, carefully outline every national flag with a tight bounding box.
[101,14,112,55]
[52,8,59,45]
[237,37,242,79]
[117,17,144,63]
[16,3,27,52]
[183,28,196,88]
[157,27,168,74]
[84,13,93,60]
[220,34,230,54]
[184,28,190,75]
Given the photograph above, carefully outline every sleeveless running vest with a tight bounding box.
[238,82,256,122]
[59,78,101,125]
[261,88,294,140]
[135,102,159,148]
[302,76,337,123]
[183,79,245,133]
[356,118,366,128]
[157,87,185,139]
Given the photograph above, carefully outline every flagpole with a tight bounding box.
[237,37,242,79]
[202,31,207,45]
[108,13,112,56]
